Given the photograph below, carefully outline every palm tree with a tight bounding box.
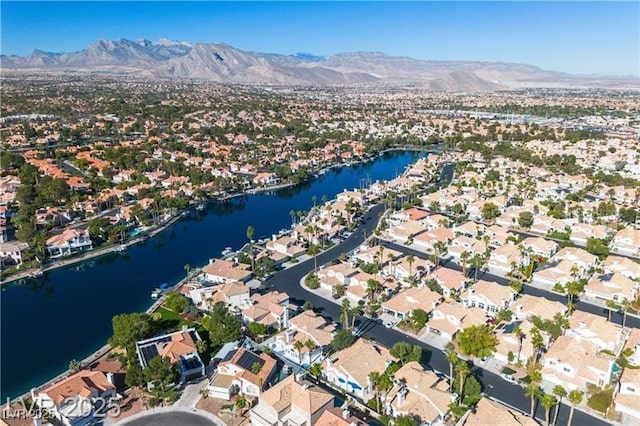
[541,392,557,426]
[514,325,525,362]
[293,340,304,363]
[530,327,545,361]
[289,209,296,226]
[621,299,630,328]
[308,244,320,273]
[460,250,470,277]
[305,339,318,361]
[366,279,381,303]
[184,263,191,278]
[552,385,567,425]
[605,299,617,322]
[368,371,381,412]
[567,389,584,426]
[235,394,248,421]
[406,254,415,278]
[470,253,484,281]
[246,225,255,271]
[446,348,458,392]
[525,383,543,418]
[341,299,351,330]
[456,360,469,406]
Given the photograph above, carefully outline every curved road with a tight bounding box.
[262,163,608,426]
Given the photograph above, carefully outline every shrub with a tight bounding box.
[305,274,320,289]
[587,387,614,413]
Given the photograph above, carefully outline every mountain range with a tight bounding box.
[1,38,636,90]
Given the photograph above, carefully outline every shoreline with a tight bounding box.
[1,146,436,286]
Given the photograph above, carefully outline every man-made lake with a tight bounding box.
[0,150,427,399]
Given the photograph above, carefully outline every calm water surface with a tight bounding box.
[0,150,426,398]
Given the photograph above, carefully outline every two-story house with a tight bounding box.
[208,348,278,400]
[46,228,93,258]
[461,280,517,316]
[426,302,487,342]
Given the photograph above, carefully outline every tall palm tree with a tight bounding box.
[341,299,351,330]
[552,385,567,425]
[513,325,525,362]
[446,349,458,392]
[470,253,484,281]
[621,299,631,328]
[526,384,543,418]
[366,279,381,303]
[246,225,255,271]
[460,250,470,277]
[406,254,415,278]
[368,371,381,411]
[293,340,304,363]
[457,360,469,406]
[605,299,616,322]
[305,339,318,361]
[567,389,584,426]
[308,244,320,273]
[541,392,557,426]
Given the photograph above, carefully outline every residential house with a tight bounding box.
[46,228,93,258]
[0,240,28,267]
[201,258,253,283]
[268,310,335,367]
[385,220,425,244]
[603,256,640,280]
[461,280,517,316]
[317,262,359,292]
[412,227,454,254]
[382,286,442,320]
[486,225,511,248]
[388,207,429,226]
[428,268,469,298]
[494,320,535,365]
[250,374,335,426]
[611,229,640,258]
[426,302,487,342]
[188,282,251,312]
[461,397,538,426]
[315,408,364,426]
[448,236,487,263]
[353,244,402,267]
[454,221,486,239]
[382,255,433,284]
[266,235,306,258]
[135,328,205,383]
[614,369,640,423]
[541,336,614,391]
[570,223,611,247]
[530,215,566,236]
[512,294,567,321]
[208,348,278,400]
[323,339,394,400]
[566,311,627,354]
[487,244,526,277]
[585,272,638,303]
[520,237,558,259]
[241,291,294,331]
[34,370,117,426]
[384,361,453,425]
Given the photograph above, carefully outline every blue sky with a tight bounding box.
[1,1,638,76]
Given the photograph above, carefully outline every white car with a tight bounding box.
[384,321,394,329]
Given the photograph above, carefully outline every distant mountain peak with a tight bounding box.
[1,38,633,89]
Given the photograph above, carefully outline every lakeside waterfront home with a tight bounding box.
[0,240,28,267]
[384,361,453,425]
[541,335,614,391]
[250,374,335,426]
[208,348,277,400]
[34,370,117,426]
[46,227,93,258]
[201,258,253,283]
[136,328,205,384]
[188,282,251,312]
[323,339,394,401]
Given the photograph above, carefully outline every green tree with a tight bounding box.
[481,202,500,220]
[518,211,534,228]
[247,225,255,271]
[525,384,543,418]
[109,312,152,352]
[69,359,82,373]
[235,394,248,418]
[247,322,268,336]
[308,244,320,273]
[163,291,188,313]
[456,325,497,359]
[389,342,422,365]
[200,302,242,346]
[144,356,178,407]
[446,348,458,392]
[541,392,557,426]
[331,329,354,351]
[309,363,322,379]
[394,414,418,426]
[567,389,584,426]
[552,385,567,426]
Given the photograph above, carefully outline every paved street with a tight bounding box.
[262,163,609,426]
